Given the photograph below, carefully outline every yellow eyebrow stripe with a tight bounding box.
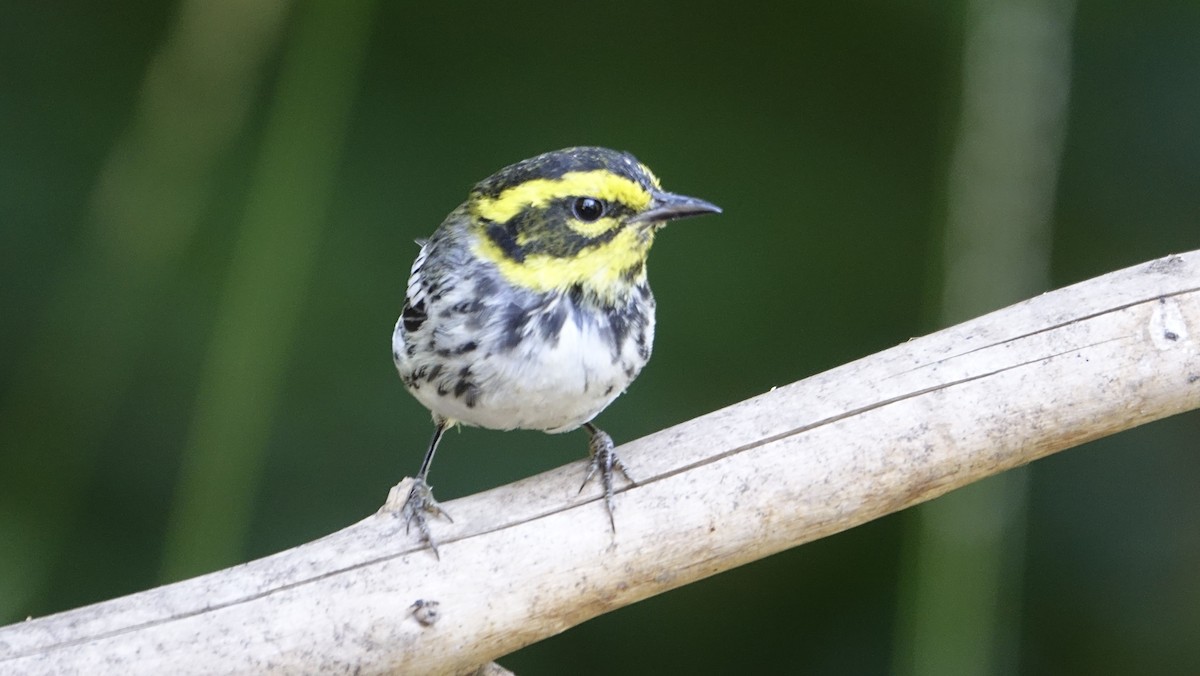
[472,170,652,224]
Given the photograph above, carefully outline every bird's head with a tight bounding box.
[465,146,720,303]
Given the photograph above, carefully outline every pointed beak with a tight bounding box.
[629,190,722,225]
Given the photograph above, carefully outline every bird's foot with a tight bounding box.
[579,425,636,531]
[402,478,453,558]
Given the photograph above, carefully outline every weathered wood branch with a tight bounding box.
[3,250,1199,675]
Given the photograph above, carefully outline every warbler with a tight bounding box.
[393,146,720,552]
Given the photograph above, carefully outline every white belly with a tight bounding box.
[394,291,654,433]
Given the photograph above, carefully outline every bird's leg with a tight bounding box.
[579,422,636,531]
[403,418,454,557]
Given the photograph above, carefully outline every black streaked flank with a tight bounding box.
[452,299,484,314]
[607,311,629,360]
[499,303,532,350]
[538,303,568,342]
[461,385,480,408]
[453,366,479,407]
[634,290,652,353]
[401,366,422,388]
[402,299,427,333]
[466,277,499,331]
[635,332,651,361]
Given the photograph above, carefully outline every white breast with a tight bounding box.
[394,282,654,434]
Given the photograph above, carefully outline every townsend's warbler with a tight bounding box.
[393,147,720,553]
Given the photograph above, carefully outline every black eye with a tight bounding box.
[572,197,606,222]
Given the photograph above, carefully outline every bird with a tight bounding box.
[392,146,720,554]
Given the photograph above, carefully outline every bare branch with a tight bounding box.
[3,251,1199,675]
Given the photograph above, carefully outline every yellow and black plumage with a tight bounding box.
[393,146,720,553]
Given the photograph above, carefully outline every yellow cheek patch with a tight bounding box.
[473,227,653,301]
[567,215,620,238]
[473,170,652,224]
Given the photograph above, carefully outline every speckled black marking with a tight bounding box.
[424,364,443,383]
[499,303,532,350]
[402,299,427,333]
[636,332,651,361]
[455,340,478,354]
[453,367,479,407]
[452,299,484,315]
[465,279,498,330]
[538,303,567,342]
[604,309,631,360]
[604,385,615,396]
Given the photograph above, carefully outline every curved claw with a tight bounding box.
[579,425,636,532]
[402,478,453,558]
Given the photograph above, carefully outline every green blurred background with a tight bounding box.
[3,1,1199,673]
